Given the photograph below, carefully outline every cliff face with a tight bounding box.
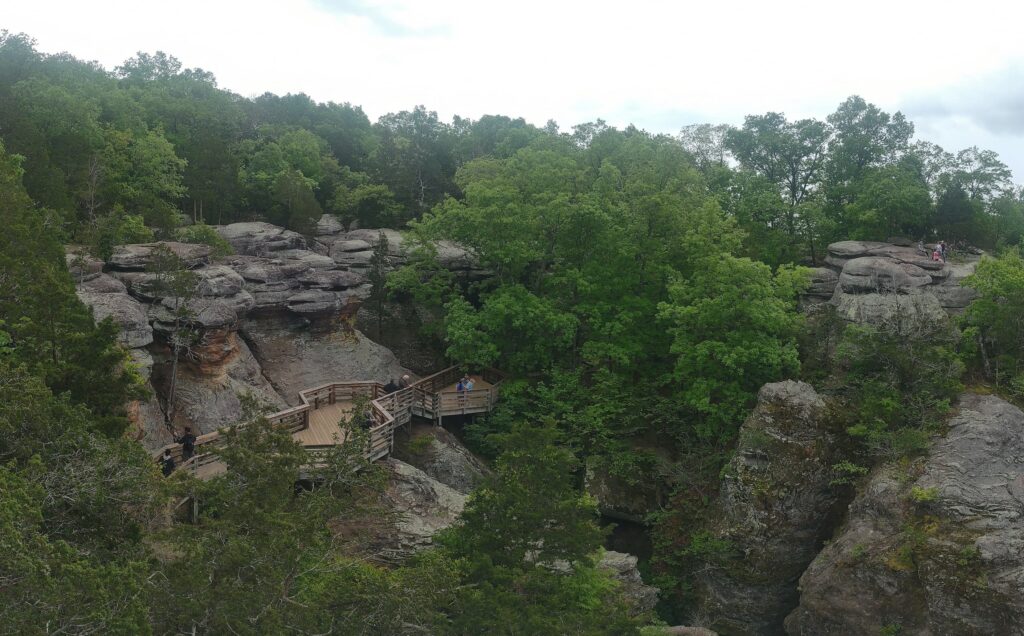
[692,381,843,635]
[785,393,1024,635]
[72,218,483,448]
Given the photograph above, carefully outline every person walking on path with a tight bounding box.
[159,449,175,476]
[939,240,948,262]
[174,427,197,462]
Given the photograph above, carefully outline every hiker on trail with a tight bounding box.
[932,249,942,262]
[159,449,175,477]
[174,427,197,461]
[939,240,948,262]
[384,378,399,393]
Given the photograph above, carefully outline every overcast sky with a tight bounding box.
[6,0,1024,182]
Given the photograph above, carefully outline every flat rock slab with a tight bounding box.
[108,242,211,270]
[839,257,932,293]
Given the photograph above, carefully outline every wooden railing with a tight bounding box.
[153,366,505,474]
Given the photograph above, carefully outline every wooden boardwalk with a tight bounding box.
[155,367,504,479]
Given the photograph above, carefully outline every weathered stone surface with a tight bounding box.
[599,551,659,616]
[839,257,932,294]
[379,458,467,555]
[216,222,306,256]
[805,267,838,298]
[392,423,491,494]
[77,273,127,294]
[346,228,405,256]
[315,213,345,236]
[832,291,948,331]
[65,251,103,281]
[787,393,1024,635]
[151,292,255,330]
[694,381,840,636]
[227,255,312,283]
[76,289,154,348]
[271,249,336,270]
[108,242,211,270]
[296,269,367,290]
[151,335,285,436]
[240,319,407,405]
[129,348,154,382]
[195,265,245,297]
[330,239,373,254]
[127,394,171,451]
[330,247,374,269]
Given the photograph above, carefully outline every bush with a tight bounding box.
[176,222,233,257]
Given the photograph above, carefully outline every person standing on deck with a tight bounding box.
[465,376,475,392]
[384,378,399,393]
[456,377,466,404]
[399,374,411,389]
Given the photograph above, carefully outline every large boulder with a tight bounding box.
[839,257,932,294]
[216,222,306,256]
[107,242,211,270]
[832,291,948,332]
[76,289,154,349]
[599,551,660,617]
[693,381,841,635]
[786,393,1024,635]
[195,265,245,297]
[392,423,491,494]
[379,459,467,556]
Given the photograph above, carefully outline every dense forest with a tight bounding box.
[3,28,1024,634]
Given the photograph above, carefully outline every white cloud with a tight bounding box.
[5,0,1024,181]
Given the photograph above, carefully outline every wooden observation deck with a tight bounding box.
[154,366,504,480]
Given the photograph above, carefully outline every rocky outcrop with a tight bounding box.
[76,279,154,349]
[693,381,841,635]
[240,314,406,406]
[73,225,400,448]
[816,240,980,330]
[392,423,491,494]
[599,551,660,616]
[107,242,211,270]
[786,393,1024,635]
[378,458,467,557]
[216,222,304,256]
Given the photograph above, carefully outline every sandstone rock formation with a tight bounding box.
[392,423,492,494]
[785,393,1024,635]
[693,381,841,635]
[378,458,467,558]
[804,240,981,329]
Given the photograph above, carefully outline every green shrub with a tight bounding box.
[176,222,233,257]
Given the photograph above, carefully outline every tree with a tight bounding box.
[659,256,807,440]
[147,244,199,428]
[825,95,913,205]
[100,127,187,231]
[679,123,732,172]
[371,106,457,215]
[441,421,644,633]
[368,230,391,338]
[0,141,140,435]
